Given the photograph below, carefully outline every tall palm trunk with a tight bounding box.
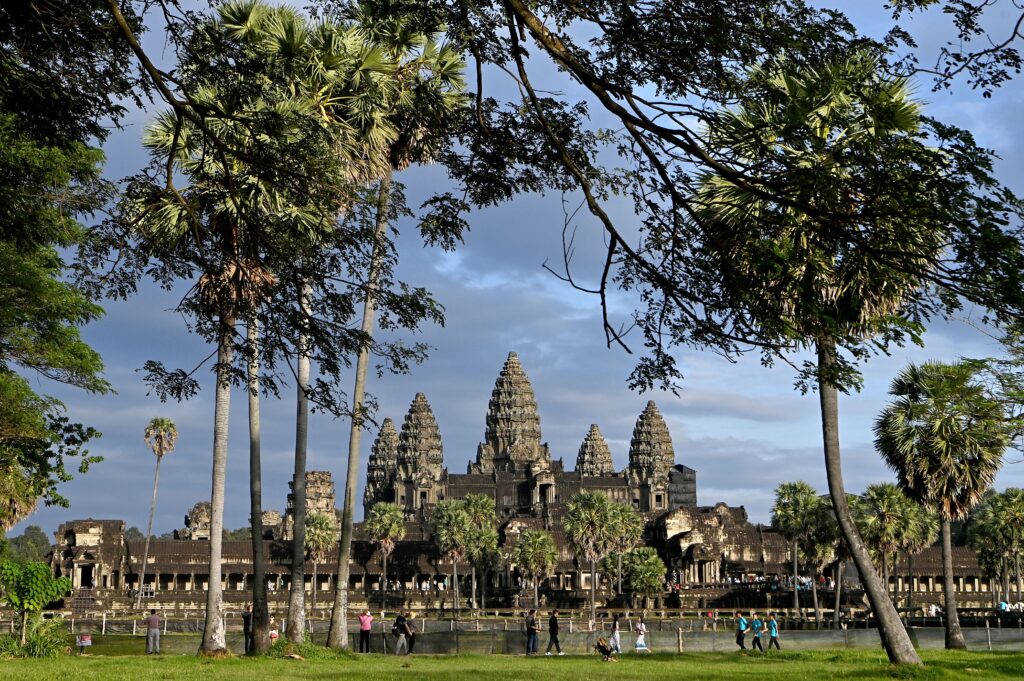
[590,558,597,624]
[792,539,800,616]
[200,316,233,655]
[534,576,539,608]
[311,559,318,610]
[1016,553,1022,605]
[617,553,623,596]
[882,553,891,605]
[453,557,460,613]
[247,319,270,653]
[287,283,312,644]
[480,567,487,611]
[941,518,966,649]
[833,561,844,626]
[381,551,388,612]
[906,553,915,616]
[817,340,921,664]
[136,450,163,609]
[471,566,477,610]
[810,565,821,627]
[328,173,392,648]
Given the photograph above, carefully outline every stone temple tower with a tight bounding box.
[364,417,399,517]
[395,393,444,514]
[576,424,615,477]
[627,400,674,512]
[470,352,551,473]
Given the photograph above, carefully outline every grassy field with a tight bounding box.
[2,643,1024,681]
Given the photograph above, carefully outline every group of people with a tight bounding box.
[733,611,780,653]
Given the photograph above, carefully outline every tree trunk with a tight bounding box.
[328,173,392,648]
[21,611,26,646]
[534,576,539,609]
[471,566,477,610]
[882,553,891,606]
[200,318,233,655]
[382,551,388,613]
[287,283,312,644]
[816,340,920,664]
[590,558,597,624]
[833,561,844,626]
[1003,559,1010,605]
[811,566,821,627]
[247,319,270,653]
[617,552,623,597]
[453,558,460,613]
[1015,553,1022,605]
[136,452,162,609]
[311,559,318,611]
[906,553,914,617]
[941,518,966,649]
[792,539,800,616]
[481,567,487,611]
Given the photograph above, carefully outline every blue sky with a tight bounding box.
[11,2,1024,539]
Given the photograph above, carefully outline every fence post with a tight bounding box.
[133,620,137,636]
[70,617,74,634]
[677,626,683,653]
[102,612,106,635]
[164,616,168,635]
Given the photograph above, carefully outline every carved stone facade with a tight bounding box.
[363,351,697,522]
[283,471,339,540]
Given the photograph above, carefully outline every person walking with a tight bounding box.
[406,612,417,653]
[268,615,280,644]
[749,611,765,653]
[545,609,564,655]
[392,612,409,655]
[767,613,781,651]
[142,609,161,655]
[357,609,374,653]
[525,609,539,655]
[610,613,622,654]
[734,611,748,651]
[242,604,253,654]
[634,614,650,653]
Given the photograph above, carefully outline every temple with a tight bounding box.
[43,351,996,613]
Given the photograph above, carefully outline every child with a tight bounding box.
[749,611,764,653]
[767,613,781,651]
[734,610,748,650]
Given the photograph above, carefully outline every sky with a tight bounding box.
[11,2,1024,540]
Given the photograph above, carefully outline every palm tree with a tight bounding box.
[607,503,644,596]
[136,417,178,609]
[304,512,337,611]
[330,8,464,648]
[462,494,498,609]
[898,501,939,614]
[564,491,614,623]
[971,489,1024,605]
[431,500,470,613]
[511,530,557,608]
[133,1,408,655]
[771,481,817,617]
[875,360,1008,649]
[854,484,912,604]
[364,502,406,611]
[803,495,841,627]
[696,52,947,664]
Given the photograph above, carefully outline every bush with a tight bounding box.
[0,616,69,658]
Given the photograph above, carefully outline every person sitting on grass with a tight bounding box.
[594,636,618,662]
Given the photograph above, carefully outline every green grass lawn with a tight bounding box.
[2,645,1024,681]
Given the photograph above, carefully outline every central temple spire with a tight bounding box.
[471,351,550,473]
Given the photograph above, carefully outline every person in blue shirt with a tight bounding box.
[734,610,748,650]
[749,612,764,652]
[767,613,781,651]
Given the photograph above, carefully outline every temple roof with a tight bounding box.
[628,400,674,478]
[397,393,443,472]
[484,351,542,457]
[368,418,399,471]
[576,424,615,476]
